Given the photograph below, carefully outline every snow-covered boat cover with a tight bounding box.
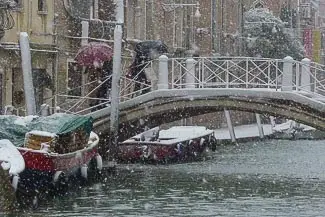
[0,113,93,147]
[158,126,213,139]
[125,126,214,145]
[0,139,25,174]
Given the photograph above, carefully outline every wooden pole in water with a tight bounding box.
[0,168,15,212]
[109,0,124,161]
[19,32,36,115]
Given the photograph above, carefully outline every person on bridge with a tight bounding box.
[127,40,168,96]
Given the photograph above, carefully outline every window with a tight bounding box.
[38,0,47,13]
[32,69,51,111]
[300,3,311,19]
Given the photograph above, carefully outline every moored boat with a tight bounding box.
[117,126,217,164]
[0,113,103,206]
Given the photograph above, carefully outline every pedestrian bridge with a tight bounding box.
[89,88,325,139]
[41,56,325,139]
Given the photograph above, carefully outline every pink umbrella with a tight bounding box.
[75,42,113,68]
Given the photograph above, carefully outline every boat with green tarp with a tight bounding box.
[0,113,102,207]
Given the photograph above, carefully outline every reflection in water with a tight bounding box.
[4,140,325,216]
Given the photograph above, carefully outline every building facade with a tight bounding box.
[0,0,324,113]
[0,0,57,114]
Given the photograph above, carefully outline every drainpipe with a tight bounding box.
[211,0,217,52]
[53,11,59,113]
[220,0,224,54]
[238,0,244,56]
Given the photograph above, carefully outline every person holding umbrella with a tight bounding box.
[127,40,168,95]
[74,42,114,111]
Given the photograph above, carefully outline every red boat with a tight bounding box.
[117,126,217,164]
[0,113,103,206]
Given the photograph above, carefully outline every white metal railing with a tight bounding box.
[8,56,325,117]
[169,56,325,100]
[170,57,284,90]
[55,59,157,115]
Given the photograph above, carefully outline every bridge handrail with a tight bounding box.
[10,55,325,117]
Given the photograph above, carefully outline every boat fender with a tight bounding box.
[140,134,145,141]
[11,175,19,192]
[176,143,183,154]
[200,138,205,146]
[53,171,64,183]
[142,145,152,158]
[95,154,103,171]
[80,164,88,180]
[32,195,39,209]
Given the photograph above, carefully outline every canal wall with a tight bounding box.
[0,168,15,212]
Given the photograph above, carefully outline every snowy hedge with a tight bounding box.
[243,8,304,60]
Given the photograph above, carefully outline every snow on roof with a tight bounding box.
[272,120,315,132]
[0,139,25,175]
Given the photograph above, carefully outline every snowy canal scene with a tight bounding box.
[2,0,325,216]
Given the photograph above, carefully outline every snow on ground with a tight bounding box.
[214,124,273,140]
[272,120,315,132]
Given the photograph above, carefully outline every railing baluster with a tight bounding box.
[246,59,249,88]
[226,60,229,88]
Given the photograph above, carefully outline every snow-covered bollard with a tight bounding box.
[158,55,169,90]
[55,106,61,113]
[185,58,196,89]
[4,105,15,115]
[81,21,89,46]
[255,113,265,139]
[224,109,236,143]
[300,58,311,92]
[281,56,293,91]
[40,104,50,116]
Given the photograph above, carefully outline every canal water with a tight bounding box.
[6,139,325,216]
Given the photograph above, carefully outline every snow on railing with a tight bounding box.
[291,59,325,97]
[9,56,325,117]
[170,56,284,90]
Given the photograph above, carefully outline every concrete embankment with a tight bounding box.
[214,124,273,144]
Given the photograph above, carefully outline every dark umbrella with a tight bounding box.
[75,42,113,68]
[134,40,168,60]
[128,40,168,95]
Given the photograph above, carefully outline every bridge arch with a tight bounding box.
[91,89,325,141]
